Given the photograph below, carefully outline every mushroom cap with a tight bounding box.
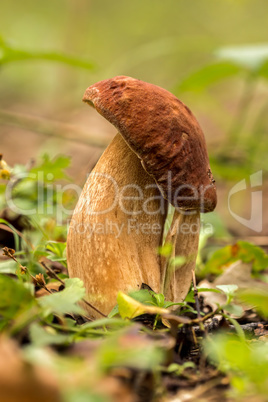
[83,76,217,212]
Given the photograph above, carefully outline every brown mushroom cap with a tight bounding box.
[83,76,217,212]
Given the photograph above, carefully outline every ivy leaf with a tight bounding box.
[38,278,85,316]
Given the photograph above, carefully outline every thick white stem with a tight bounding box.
[67,133,167,318]
[162,209,200,303]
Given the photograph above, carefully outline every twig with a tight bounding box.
[3,248,102,322]
[40,260,65,284]
[40,260,107,318]
[83,298,107,318]
[179,320,268,337]
[3,247,52,293]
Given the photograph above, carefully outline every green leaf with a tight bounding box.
[204,334,268,400]
[167,361,196,375]
[38,278,86,316]
[204,333,268,397]
[238,289,268,319]
[216,284,238,296]
[163,301,185,308]
[117,292,148,319]
[45,241,67,265]
[77,318,130,336]
[197,287,222,294]
[0,274,35,323]
[112,289,176,316]
[223,304,244,318]
[158,243,173,257]
[96,327,165,372]
[0,35,96,70]
[204,241,268,276]
[210,156,252,182]
[170,256,186,268]
[128,289,176,309]
[29,323,70,347]
[30,154,71,182]
[117,292,168,320]
[223,315,246,340]
[216,285,238,306]
[152,293,165,307]
[128,289,155,305]
[175,45,268,95]
[108,304,120,318]
[0,259,18,274]
[175,62,243,92]
[184,289,195,303]
[46,241,66,256]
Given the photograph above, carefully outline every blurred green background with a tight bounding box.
[1,0,268,237]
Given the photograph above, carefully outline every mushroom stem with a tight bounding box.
[67,133,168,318]
[161,208,200,302]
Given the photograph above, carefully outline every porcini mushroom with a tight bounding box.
[67,76,217,318]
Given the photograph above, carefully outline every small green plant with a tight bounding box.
[1,155,268,401]
[205,334,268,399]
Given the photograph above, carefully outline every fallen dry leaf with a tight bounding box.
[199,261,268,315]
[0,337,61,402]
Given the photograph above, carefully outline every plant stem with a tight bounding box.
[163,210,200,304]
